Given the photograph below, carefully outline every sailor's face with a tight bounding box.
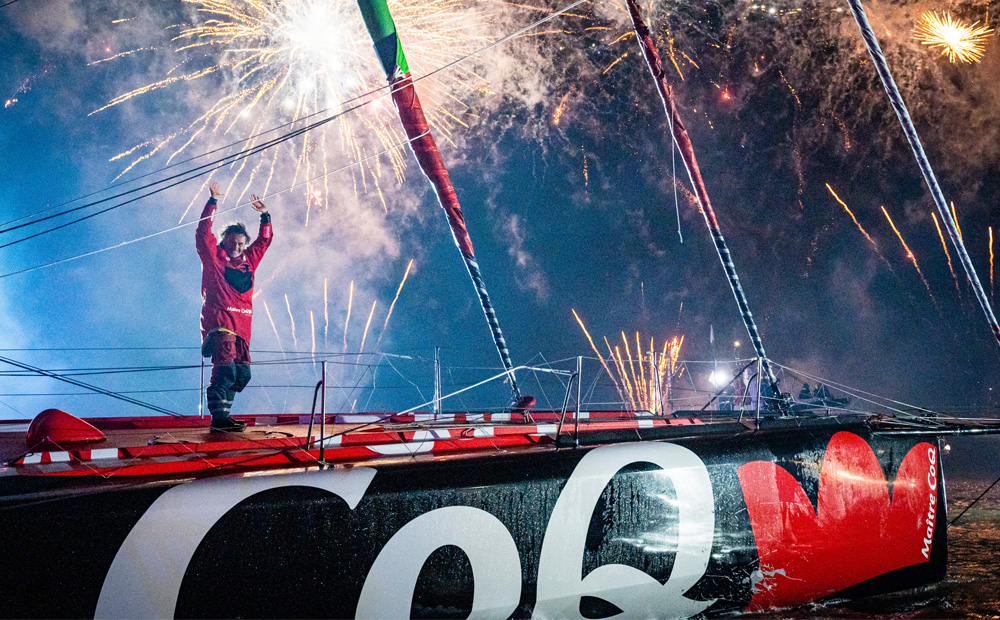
[222,233,249,259]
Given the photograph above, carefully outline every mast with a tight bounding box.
[625,0,786,410]
[354,0,522,402]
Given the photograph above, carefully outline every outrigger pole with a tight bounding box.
[625,0,786,410]
[355,0,522,402]
[846,0,1000,349]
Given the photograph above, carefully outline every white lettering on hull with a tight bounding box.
[97,444,717,618]
[532,442,716,619]
[94,468,377,620]
[922,446,938,559]
[356,506,522,619]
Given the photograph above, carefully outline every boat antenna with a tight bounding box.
[624,0,787,411]
[845,0,1000,350]
[355,0,523,403]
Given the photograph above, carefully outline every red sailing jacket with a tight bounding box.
[196,198,272,344]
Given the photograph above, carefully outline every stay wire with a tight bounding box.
[0,0,587,277]
[2,0,587,239]
[0,133,423,279]
[0,68,397,232]
[0,105,345,244]
[0,353,184,417]
[2,102,344,229]
[950,474,1000,526]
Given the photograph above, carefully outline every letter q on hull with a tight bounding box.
[533,442,716,619]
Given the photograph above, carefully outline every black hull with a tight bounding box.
[0,422,946,618]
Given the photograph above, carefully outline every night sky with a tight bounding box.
[1,0,999,469]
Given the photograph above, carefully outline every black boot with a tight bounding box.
[210,415,247,432]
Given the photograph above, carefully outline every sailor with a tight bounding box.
[798,383,812,400]
[196,182,272,432]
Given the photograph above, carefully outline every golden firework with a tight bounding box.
[912,11,993,64]
[94,0,492,213]
[571,310,683,414]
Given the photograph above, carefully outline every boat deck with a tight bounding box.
[0,410,730,478]
[4,405,975,480]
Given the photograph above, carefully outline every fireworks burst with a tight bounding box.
[606,332,683,414]
[912,11,993,64]
[571,309,683,413]
[94,0,493,212]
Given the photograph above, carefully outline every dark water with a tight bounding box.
[749,476,1000,619]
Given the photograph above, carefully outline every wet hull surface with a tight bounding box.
[0,424,945,618]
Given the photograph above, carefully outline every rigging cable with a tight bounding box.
[0,107,364,244]
[0,0,588,280]
[950,473,1000,526]
[846,0,1000,349]
[0,135,423,279]
[2,0,586,241]
[668,67,682,244]
[0,353,184,417]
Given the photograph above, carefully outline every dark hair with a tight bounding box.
[220,223,250,244]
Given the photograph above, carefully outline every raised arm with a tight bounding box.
[196,182,224,260]
[244,193,272,267]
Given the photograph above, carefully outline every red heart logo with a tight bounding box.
[738,431,938,610]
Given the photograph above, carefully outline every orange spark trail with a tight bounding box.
[602,52,628,75]
[375,259,414,351]
[881,206,933,297]
[605,337,632,404]
[826,184,880,251]
[990,226,993,303]
[931,212,960,295]
[553,92,570,125]
[284,293,298,351]
[572,309,623,399]
[636,332,647,406]
[666,37,685,81]
[343,281,354,354]
[262,298,286,360]
[621,332,639,405]
[612,345,635,406]
[359,300,377,354]
[951,201,964,242]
